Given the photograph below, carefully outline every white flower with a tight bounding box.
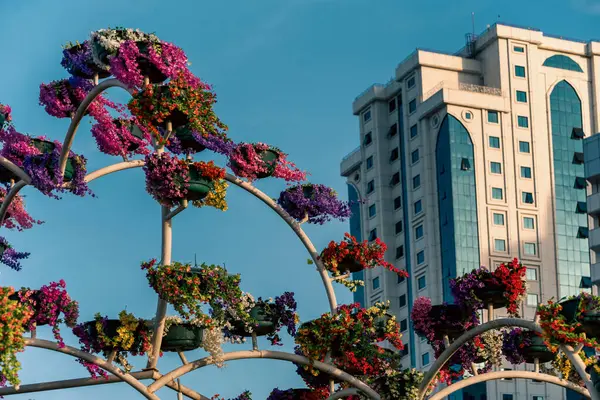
[202,327,226,368]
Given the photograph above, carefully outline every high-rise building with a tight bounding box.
[340,22,598,400]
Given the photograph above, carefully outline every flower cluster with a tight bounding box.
[38,77,91,119]
[0,103,11,128]
[537,293,600,352]
[228,142,306,182]
[0,236,29,271]
[277,183,352,225]
[211,391,253,400]
[193,179,228,211]
[410,297,478,343]
[90,27,159,70]
[13,280,79,348]
[267,389,321,400]
[128,72,228,144]
[370,368,426,400]
[320,233,408,279]
[450,259,527,317]
[61,41,109,79]
[0,287,33,389]
[73,310,153,378]
[502,328,532,365]
[0,186,43,231]
[90,118,150,157]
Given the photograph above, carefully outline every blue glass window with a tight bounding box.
[400,319,408,332]
[524,217,535,229]
[526,268,538,280]
[409,99,417,113]
[522,191,534,204]
[414,200,423,215]
[417,275,426,290]
[368,228,377,241]
[363,109,371,122]
[543,55,583,72]
[395,220,403,234]
[492,187,503,200]
[495,239,506,252]
[393,196,402,210]
[493,213,505,225]
[515,65,526,77]
[390,172,400,186]
[372,277,380,289]
[502,395,514,400]
[368,204,376,217]
[399,294,407,307]
[521,166,532,178]
[390,147,399,162]
[465,111,472,120]
[488,110,499,123]
[364,132,372,146]
[366,156,373,169]
[489,136,500,148]
[410,124,418,138]
[411,149,419,164]
[388,99,396,113]
[518,115,529,128]
[396,245,404,259]
[407,76,416,89]
[514,46,525,53]
[417,250,425,265]
[413,174,421,189]
[516,90,528,102]
[422,352,430,366]
[491,162,502,174]
[524,242,537,255]
[519,141,530,153]
[367,180,375,194]
[415,224,424,239]
[388,123,397,137]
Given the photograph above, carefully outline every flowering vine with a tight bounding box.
[0,236,29,271]
[277,183,352,224]
[61,41,110,79]
[0,186,43,231]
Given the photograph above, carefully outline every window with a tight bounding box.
[417,250,425,265]
[495,239,506,252]
[395,221,403,234]
[417,275,426,290]
[364,132,373,146]
[502,395,514,400]
[516,90,528,102]
[400,319,408,332]
[493,213,505,226]
[414,200,423,215]
[368,204,376,218]
[388,99,396,113]
[390,147,399,162]
[390,172,400,186]
[461,158,471,171]
[422,352,430,366]
[527,293,539,306]
[524,242,537,256]
[388,123,397,138]
[397,274,405,283]
[465,111,473,120]
[409,99,417,114]
[522,191,534,204]
[515,65,526,77]
[488,110,499,123]
[489,136,500,148]
[368,228,377,241]
[400,347,409,358]
[526,268,538,281]
[395,245,404,259]
[407,76,415,89]
[532,396,544,400]
[492,187,504,200]
[490,162,502,174]
[363,109,371,122]
[372,277,380,290]
[501,369,513,381]
[519,141,530,153]
[413,174,421,189]
[411,149,419,164]
[576,201,587,213]
[543,55,583,72]
[367,180,375,194]
[518,115,529,128]
[572,127,585,139]
[521,166,532,178]
[574,152,584,164]
[366,156,373,170]
[514,45,525,53]
[575,176,587,189]
[393,196,402,210]
[415,224,424,239]
[399,294,407,307]
[523,217,535,229]
[410,124,418,138]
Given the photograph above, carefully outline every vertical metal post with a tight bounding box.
[251,333,258,351]
[177,379,183,400]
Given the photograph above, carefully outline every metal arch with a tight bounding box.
[58,78,133,175]
[427,371,590,400]
[223,173,339,314]
[147,350,380,400]
[327,388,361,400]
[0,157,31,184]
[24,338,160,400]
[418,318,541,399]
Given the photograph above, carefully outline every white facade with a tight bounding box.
[341,23,600,400]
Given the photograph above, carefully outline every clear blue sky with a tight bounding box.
[1,0,600,398]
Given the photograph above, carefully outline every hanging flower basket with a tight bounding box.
[473,280,506,310]
[277,183,352,225]
[521,331,555,364]
[267,388,321,400]
[0,188,43,231]
[558,296,600,339]
[90,28,160,70]
[230,304,277,337]
[228,142,306,182]
[0,103,11,127]
[39,78,91,119]
[0,236,30,271]
[187,162,217,201]
[171,125,206,154]
[30,139,74,181]
[370,368,426,400]
[61,41,111,79]
[161,323,203,352]
[411,297,478,343]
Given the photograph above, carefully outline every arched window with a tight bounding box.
[543,55,583,72]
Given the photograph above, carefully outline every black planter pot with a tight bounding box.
[521,331,555,364]
[8,290,46,328]
[30,139,75,182]
[474,281,506,309]
[135,41,167,84]
[66,45,110,79]
[559,298,600,339]
[230,304,277,337]
[429,304,469,339]
[0,165,19,184]
[174,125,205,153]
[279,389,320,400]
[114,119,145,152]
[157,87,188,130]
[161,324,203,352]
[255,149,278,179]
[185,164,214,201]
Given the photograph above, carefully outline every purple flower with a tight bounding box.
[61,41,98,78]
[192,132,236,156]
[502,328,531,365]
[0,236,30,271]
[277,184,352,225]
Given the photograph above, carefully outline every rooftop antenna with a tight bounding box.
[194,253,197,268]
[472,12,475,37]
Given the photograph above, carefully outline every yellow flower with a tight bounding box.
[193,180,228,211]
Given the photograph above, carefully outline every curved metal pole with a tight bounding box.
[0,157,31,184]
[327,388,361,400]
[0,180,27,226]
[148,350,380,400]
[427,371,590,400]
[224,174,338,314]
[84,160,145,183]
[58,78,132,174]
[418,318,542,399]
[561,345,600,400]
[25,338,160,400]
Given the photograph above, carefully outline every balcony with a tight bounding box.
[589,227,600,251]
[340,146,362,177]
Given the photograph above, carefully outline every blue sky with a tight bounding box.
[1,0,600,399]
